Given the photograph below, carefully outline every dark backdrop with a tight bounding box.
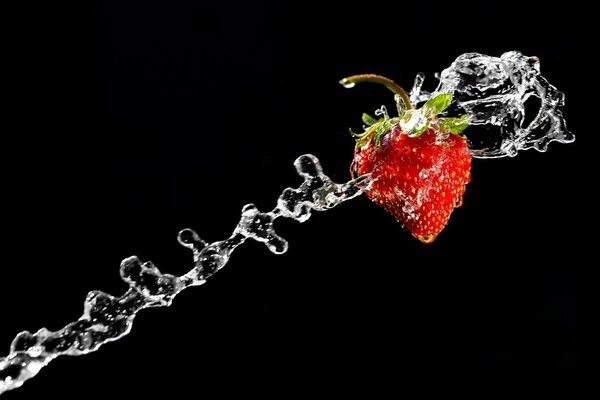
[2,0,582,396]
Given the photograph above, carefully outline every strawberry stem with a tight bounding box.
[339,74,414,110]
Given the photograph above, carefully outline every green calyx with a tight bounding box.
[351,114,399,149]
[340,74,470,148]
[413,92,470,136]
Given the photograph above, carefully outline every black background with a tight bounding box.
[2,0,583,396]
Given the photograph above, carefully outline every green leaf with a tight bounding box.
[372,123,387,146]
[411,125,428,137]
[424,93,453,115]
[356,135,371,148]
[361,113,378,127]
[439,114,470,135]
[349,127,365,138]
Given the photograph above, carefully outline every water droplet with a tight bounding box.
[374,105,389,119]
[177,229,206,250]
[339,79,355,89]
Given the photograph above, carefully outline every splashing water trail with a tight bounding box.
[0,51,573,395]
[0,155,368,395]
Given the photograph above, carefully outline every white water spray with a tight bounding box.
[0,51,572,395]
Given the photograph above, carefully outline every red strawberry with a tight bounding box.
[341,74,472,243]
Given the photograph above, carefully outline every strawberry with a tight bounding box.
[341,74,471,243]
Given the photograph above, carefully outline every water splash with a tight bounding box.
[409,51,574,157]
[0,155,369,395]
[0,51,573,395]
